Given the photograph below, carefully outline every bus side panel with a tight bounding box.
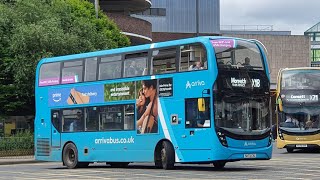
[60,131,164,162]
[35,88,53,161]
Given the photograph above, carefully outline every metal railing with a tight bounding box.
[0,137,34,158]
[221,25,274,31]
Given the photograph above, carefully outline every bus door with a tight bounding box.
[179,97,212,150]
[51,110,61,147]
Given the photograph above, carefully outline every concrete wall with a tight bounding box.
[222,34,311,84]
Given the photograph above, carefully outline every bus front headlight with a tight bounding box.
[216,131,228,147]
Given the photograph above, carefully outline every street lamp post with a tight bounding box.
[94,0,99,18]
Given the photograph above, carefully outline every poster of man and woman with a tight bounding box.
[48,78,173,134]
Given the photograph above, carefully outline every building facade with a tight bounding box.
[304,22,320,67]
[132,0,220,41]
[92,0,153,45]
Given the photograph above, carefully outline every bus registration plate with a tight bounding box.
[244,154,256,158]
[296,144,307,147]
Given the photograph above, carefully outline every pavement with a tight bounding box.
[0,156,40,165]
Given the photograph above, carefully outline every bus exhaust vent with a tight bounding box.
[36,138,50,156]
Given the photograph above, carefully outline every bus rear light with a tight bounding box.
[217,131,228,147]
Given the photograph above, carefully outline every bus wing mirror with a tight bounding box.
[198,98,205,112]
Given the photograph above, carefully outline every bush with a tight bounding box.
[0,130,34,156]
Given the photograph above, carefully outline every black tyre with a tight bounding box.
[213,161,226,169]
[108,162,129,168]
[62,143,80,169]
[78,162,90,168]
[160,141,175,170]
[155,160,162,169]
[286,148,294,153]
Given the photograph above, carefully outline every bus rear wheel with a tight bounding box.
[63,143,81,169]
[160,141,175,170]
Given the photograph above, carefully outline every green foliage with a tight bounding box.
[0,0,130,115]
[0,130,34,156]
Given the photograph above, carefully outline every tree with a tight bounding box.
[0,0,130,115]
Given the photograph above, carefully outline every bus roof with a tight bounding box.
[36,36,258,66]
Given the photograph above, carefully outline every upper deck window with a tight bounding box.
[152,48,177,74]
[62,60,83,84]
[281,70,320,90]
[124,52,148,77]
[85,57,97,81]
[180,44,207,71]
[213,39,264,71]
[39,62,60,86]
[99,55,122,80]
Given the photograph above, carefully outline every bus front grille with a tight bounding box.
[36,138,50,156]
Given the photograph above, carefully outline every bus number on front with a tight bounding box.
[310,95,318,101]
[251,79,260,88]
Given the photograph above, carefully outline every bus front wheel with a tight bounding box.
[63,143,80,169]
[213,161,226,169]
[160,141,175,170]
[286,148,294,153]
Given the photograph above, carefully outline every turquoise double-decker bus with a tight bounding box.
[35,36,272,169]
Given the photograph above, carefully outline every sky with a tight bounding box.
[220,0,320,35]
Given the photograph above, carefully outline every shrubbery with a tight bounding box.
[0,131,34,156]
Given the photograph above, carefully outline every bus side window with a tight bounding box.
[84,57,97,82]
[180,44,207,72]
[185,98,210,128]
[62,60,83,84]
[99,55,122,80]
[51,110,60,132]
[85,107,99,131]
[39,62,60,86]
[152,48,177,74]
[124,52,148,77]
[62,109,84,132]
[124,105,134,130]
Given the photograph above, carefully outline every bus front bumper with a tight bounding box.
[277,138,320,149]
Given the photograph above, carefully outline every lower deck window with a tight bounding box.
[51,104,134,133]
[185,97,211,128]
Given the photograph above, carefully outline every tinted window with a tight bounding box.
[85,57,97,81]
[185,98,211,128]
[51,110,60,131]
[85,107,99,131]
[62,109,84,132]
[214,39,264,71]
[99,104,134,131]
[180,44,207,72]
[99,61,122,80]
[62,60,83,84]
[39,62,60,86]
[124,52,148,77]
[99,55,122,80]
[152,48,177,74]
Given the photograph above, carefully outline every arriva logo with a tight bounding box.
[52,93,62,102]
[186,80,205,89]
[244,141,256,146]
[296,137,306,141]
